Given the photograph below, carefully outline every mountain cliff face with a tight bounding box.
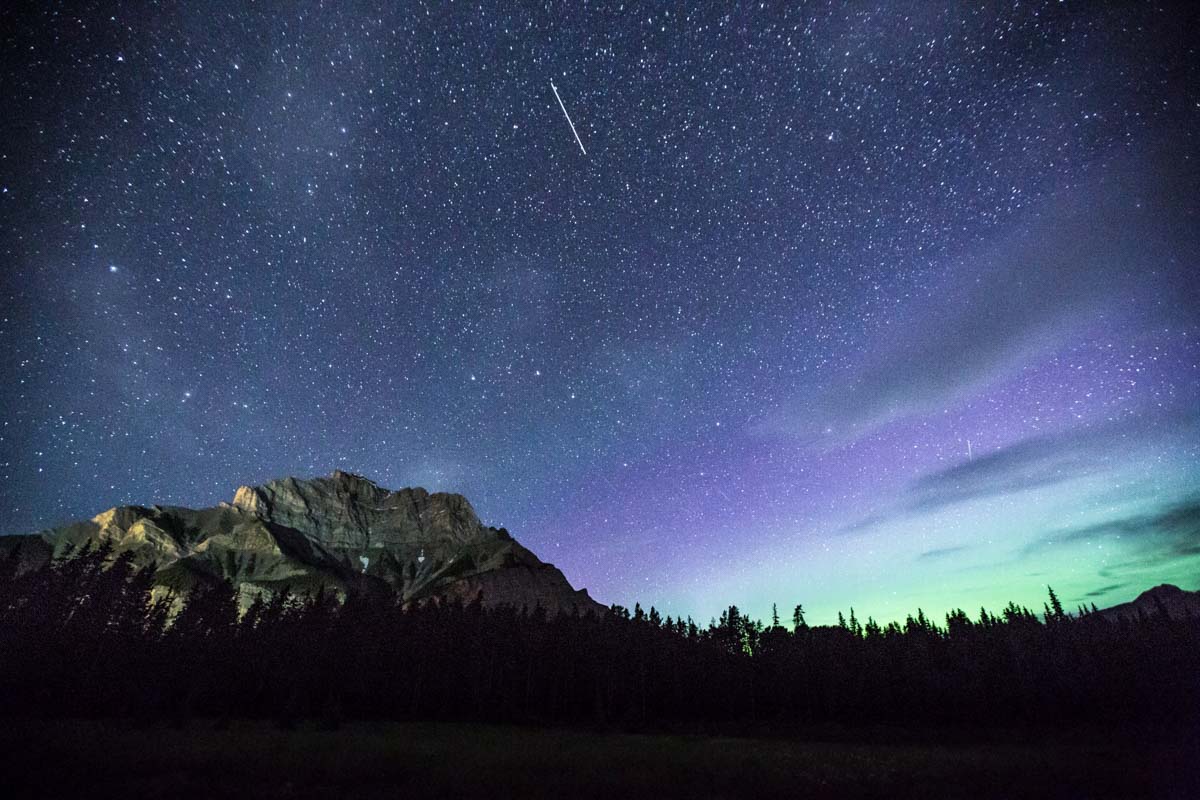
[0,471,604,615]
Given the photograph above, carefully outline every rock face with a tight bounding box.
[1096,584,1200,621]
[0,471,604,616]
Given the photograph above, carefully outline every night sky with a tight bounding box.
[2,2,1198,624]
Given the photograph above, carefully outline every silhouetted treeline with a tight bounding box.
[1,543,1197,728]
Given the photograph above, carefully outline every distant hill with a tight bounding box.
[1096,584,1200,621]
[0,470,604,615]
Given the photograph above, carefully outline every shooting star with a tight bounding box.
[550,80,587,155]
[966,439,973,460]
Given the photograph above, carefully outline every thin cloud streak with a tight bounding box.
[770,148,1200,439]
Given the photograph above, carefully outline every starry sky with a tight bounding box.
[2,2,1198,625]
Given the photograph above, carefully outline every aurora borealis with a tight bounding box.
[1,2,1197,624]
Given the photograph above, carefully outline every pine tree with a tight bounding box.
[1047,585,1065,620]
[792,604,807,631]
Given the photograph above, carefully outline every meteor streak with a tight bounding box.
[550,80,587,155]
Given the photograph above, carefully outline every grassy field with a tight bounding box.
[1,719,1196,799]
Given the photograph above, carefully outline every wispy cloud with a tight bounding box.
[1082,583,1128,599]
[833,408,1199,589]
[771,148,1199,437]
[904,413,1183,515]
[918,545,969,560]
[1023,494,1200,560]
[838,410,1194,536]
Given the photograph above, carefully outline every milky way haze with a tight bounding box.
[2,3,1198,624]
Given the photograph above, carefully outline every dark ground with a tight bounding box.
[1,720,1198,799]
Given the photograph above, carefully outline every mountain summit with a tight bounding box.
[0,471,604,615]
[1094,584,1200,621]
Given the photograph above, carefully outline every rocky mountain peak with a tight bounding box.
[231,471,487,551]
[1,471,605,617]
[1135,584,1184,600]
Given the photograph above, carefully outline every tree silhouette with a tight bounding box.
[0,547,1197,729]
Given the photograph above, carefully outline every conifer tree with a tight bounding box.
[1047,585,1065,620]
[792,604,807,631]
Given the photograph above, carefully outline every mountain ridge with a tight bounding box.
[3,474,1194,624]
[1093,583,1200,621]
[0,470,604,616]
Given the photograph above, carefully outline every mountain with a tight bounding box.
[1095,584,1200,621]
[0,470,604,615]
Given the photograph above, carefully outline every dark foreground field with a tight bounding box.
[1,720,1197,799]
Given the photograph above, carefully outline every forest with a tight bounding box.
[1,542,1197,729]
